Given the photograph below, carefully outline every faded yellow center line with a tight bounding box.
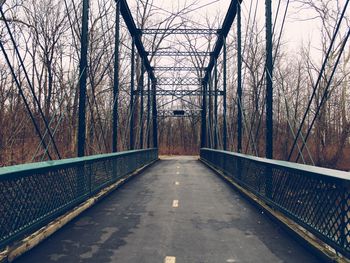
[172,200,179,208]
[164,256,176,263]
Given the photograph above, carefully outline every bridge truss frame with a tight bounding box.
[77,0,249,156]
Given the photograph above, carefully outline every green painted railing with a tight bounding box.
[200,148,350,258]
[0,149,158,249]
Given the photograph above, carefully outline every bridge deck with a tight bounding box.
[16,157,319,263]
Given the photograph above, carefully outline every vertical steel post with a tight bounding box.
[223,37,227,151]
[112,0,120,152]
[201,81,207,148]
[237,1,242,153]
[129,38,135,150]
[139,61,145,149]
[265,0,273,199]
[152,80,158,148]
[214,59,218,149]
[265,0,273,159]
[77,0,89,157]
[146,76,151,148]
[208,73,213,148]
[341,188,347,248]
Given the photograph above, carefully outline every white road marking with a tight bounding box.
[176,166,180,169]
[175,181,179,185]
[164,256,176,263]
[172,200,179,208]
[176,172,179,175]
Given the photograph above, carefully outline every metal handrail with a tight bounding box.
[201,148,350,180]
[0,149,155,179]
[0,149,158,248]
[200,148,350,258]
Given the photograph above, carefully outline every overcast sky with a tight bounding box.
[129,0,345,67]
[128,0,322,49]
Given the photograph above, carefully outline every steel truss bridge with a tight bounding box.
[0,0,349,262]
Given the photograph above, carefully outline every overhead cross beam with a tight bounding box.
[158,109,202,118]
[152,66,206,71]
[133,89,224,96]
[157,77,202,86]
[140,28,220,35]
[148,51,212,56]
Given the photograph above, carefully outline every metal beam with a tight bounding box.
[265,0,273,159]
[208,72,213,148]
[223,37,227,151]
[203,0,242,84]
[265,0,274,199]
[119,0,155,82]
[214,59,218,149]
[77,0,89,157]
[140,28,220,34]
[157,77,202,86]
[152,66,206,71]
[149,51,211,57]
[158,109,201,118]
[146,76,151,148]
[237,1,242,153]
[129,39,135,150]
[133,89,224,96]
[201,82,207,148]
[152,81,158,148]
[112,0,120,153]
[139,61,145,149]
[158,115,200,118]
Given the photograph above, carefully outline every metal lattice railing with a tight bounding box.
[0,149,158,249]
[200,148,350,258]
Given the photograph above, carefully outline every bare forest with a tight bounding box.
[0,0,350,171]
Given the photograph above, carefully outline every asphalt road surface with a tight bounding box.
[16,156,320,263]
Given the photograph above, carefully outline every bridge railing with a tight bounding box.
[0,149,158,249]
[200,148,350,258]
